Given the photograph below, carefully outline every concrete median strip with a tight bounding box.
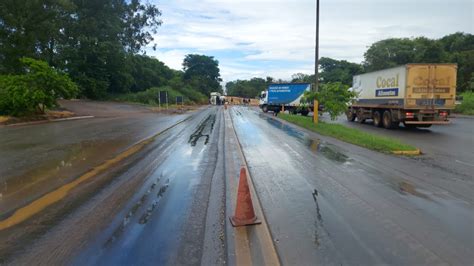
[225,107,281,266]
[0,117,190,231]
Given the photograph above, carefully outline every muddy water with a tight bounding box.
[0,139,129,218]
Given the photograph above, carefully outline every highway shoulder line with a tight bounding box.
[2,115,95,127]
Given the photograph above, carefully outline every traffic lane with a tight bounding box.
[73,106,223,265]
[326,113,474,179]
[0,108,188,217]
[232,106,473,265]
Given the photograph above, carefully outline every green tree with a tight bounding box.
[363,38,416,71]
[0,0,162,98]
[0,0,75,72]
[0,58,78,115]
[183,54,222,95]
[226,77,270,98]
[319,57,362,86]
[302,82,355,120]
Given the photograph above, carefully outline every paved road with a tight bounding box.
[326,113,474,179]
[0,103,473,265]
[0,101,188,221]
[232,106,473,265]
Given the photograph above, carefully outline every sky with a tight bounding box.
[146,0,473,84]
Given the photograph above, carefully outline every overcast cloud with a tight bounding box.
[146,0,473,83]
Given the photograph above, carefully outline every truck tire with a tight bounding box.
[382,110,398,129]
[346,110,356,122]
[301,110,309,116]
[262,105,268,113]
[356,109,365,123]
[373,111,383,127]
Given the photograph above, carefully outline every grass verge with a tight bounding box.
[278,113,418,154]
[455,92,474,115]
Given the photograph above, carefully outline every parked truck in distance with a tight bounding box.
[259,83,312,115]
[347,64,457,129]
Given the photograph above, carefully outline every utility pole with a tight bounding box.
[314,0,320,92]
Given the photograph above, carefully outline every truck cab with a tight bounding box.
[259,91,268,110]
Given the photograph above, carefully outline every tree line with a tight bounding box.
[0,0,222,112]
[226,32,474,97]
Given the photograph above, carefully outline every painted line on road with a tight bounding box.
[0,116,192,231]
[455,159,474,167]
[392,149,422,155]
[2,115,95,127]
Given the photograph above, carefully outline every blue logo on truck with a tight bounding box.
[375,88,398,97]
[268,83,311,104]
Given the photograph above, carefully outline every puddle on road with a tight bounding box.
[188,114,216,146]
[260,114,305,140]
[260,115,350,164]
[398,181,429,199]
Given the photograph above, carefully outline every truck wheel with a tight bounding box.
[301,110,309,116]
[356,109,365,123]
[262,105,268,113]
[383,110,395,129]
[373,111,383,127]
[346,110,355,122]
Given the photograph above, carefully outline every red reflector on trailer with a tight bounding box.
[405,112,414,117]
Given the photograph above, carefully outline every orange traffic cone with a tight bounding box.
[230,167,261,227]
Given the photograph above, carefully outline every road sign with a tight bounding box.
[158,91,168,109]
[176,96,184,105]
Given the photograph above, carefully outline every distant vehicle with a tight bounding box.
[210,92,222,105]
[347,64,457,129]
[259,83,312,116]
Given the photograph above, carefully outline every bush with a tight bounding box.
[455,92,474,115]
[302,82,356,120]
[0,58,78,116]
[115,86,208,105]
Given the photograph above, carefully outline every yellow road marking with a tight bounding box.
[392,149,421,155]
[0,118,188,231]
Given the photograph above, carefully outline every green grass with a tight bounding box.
[278,113,418,153]
[455,92,474,115]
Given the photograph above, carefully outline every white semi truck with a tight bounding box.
[347,64,457,129]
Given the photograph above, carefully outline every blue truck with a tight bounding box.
[259,83,313,115]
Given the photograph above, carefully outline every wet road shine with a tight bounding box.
[1,103,473,265]
[231,106,473,265]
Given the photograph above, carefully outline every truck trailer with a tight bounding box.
[259,83,312,115]
[347,64,457,129]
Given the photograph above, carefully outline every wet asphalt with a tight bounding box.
[1,102,473,265]
[231,106,473,265]
[72,107,224,265]
[0,101,189,216]
[327,113,474,179]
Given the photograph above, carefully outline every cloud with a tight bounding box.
[150,0,473,82]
